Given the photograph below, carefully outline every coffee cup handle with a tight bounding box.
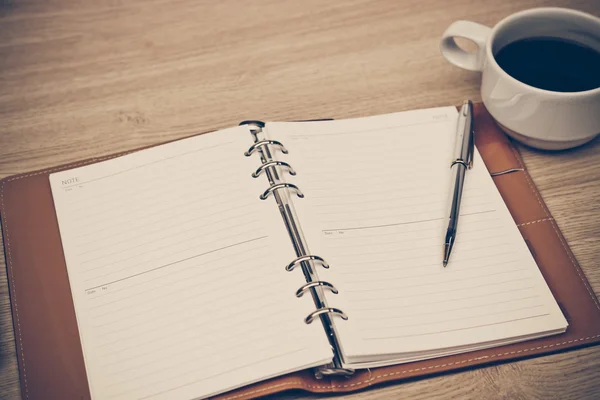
[440,21,492,71]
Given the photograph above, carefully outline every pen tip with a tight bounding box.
[443,241,452,268]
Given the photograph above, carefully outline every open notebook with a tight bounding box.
[48,106,567,400]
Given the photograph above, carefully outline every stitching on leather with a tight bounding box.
[548,218,600,312]
[217,375,379,400]
[365,368,373,386]
[508,146,600,312]
[1,181,29,399]
[517,218,554,227]
[218,381,305,400]
[219,335,600,398]
[366,335,600,384]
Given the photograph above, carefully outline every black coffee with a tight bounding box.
[495,37,600,92]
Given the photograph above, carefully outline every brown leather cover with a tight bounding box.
[2,104,600,400]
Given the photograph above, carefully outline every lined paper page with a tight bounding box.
[50,127,332,400]
[266,108,566,366]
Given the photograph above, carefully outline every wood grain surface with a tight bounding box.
[1,1,599,399]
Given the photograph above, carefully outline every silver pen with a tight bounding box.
[443,100,475,267]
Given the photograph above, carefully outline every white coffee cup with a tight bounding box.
[440,8,600,150]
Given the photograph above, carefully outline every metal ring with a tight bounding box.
[285,255,329,272]
[252,161,296,178]
[295,281,338,298]
[239,120,265,136]
[260,183,304,200]
[244,140,288,157]
[450,159,469,168]
[315,367,355,377]
[239,120,265,128]
[305,307,348,324]
[240,120,265,137]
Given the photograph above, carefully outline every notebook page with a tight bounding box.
[266,108,566,365]
[49,127,332,400]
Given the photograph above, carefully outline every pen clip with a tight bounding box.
[465,101,475,169]
[467,127,474,169]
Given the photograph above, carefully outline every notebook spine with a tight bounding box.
[240,120,354,377]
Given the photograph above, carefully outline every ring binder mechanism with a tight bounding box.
[259,183,304,200]
[296,281,338,297]
[285,255,329,272]
[305,308,348,324]
[240,120,353,377]
[252,161,296,178]
[244,139,288,156]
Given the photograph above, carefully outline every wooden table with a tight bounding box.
[1,1,599,399]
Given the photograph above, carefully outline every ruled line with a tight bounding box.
[82,227,262,282]
[315,200,491,217]
[367,296,540,321]
[314,195,489,215]
[325,225,502,250]
[363,311,548,340]
[287,117,449,139]
[346,277,534,300]
[97,294,288,355]
[326,237,508,259]
[96,285,278,339]
[310,189,474,207]
[90,255,271,323]
[341,260,522,285]
[64,150,240,210]
[65,160,234,214]
[99,308,293,369]
[88,244,269,302]
[72,184,241,241]
[80,216,260,269]
[83,236,267,291]
[72,181,234,232]
[354,286,536,315]
[106,331,305,392]
[321,210,496,232]
[323,216,502,240]
[134,348,309,400]
[61,141,234,189]
[80,216,258,265]
[336,247,514,268]
[104,325,301,384]
[359,301,544,331]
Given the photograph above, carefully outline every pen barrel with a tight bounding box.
[454,100,474,164]
[453,124,467,159]
[446,163,467,230]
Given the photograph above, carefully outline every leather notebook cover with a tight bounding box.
[2,104,600,400]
